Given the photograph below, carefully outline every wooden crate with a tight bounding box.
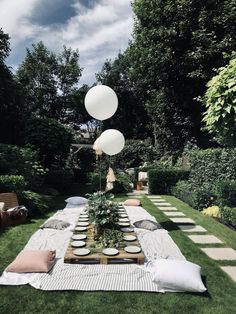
[64,223,145,265]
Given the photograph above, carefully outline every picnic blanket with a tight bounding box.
[0,204,185,292]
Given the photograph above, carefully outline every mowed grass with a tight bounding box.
[0,195,236,314]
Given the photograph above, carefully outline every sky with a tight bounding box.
[0,0,134,85]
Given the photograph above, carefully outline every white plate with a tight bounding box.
[102,248,119,256]
[73,248,90,256]
[124,246,141,254]
[120,227,134,232]
[72,234,87,241]
[123,235,136,241]
[118,208,125,212]
[80,214,89,218]
[119,218,129,222]
[119,213,128,218]
[119,222,130,227]
[75,226,87,232]
[77,222,89,227]
[78,218,89,222]
[71,240,86,248]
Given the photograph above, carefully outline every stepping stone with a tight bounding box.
[188,235,223,244]
[178,225,207,232]
[170,218,195,224]
[148,196,162,198]
[151,199,166,202]
[201,248,236,260]
[164,211,185,217]
[221,266,236,282]
[154,203,172,206]
[158,206,178,211]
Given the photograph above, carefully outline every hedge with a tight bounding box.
[172,181,216,210]
[0,175,27,193]
[188,148,236,185]
[148,168,190,194]
[45,170,74,193]
[215,180,236,207]
[220,207,236,229]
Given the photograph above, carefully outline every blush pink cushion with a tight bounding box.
[124,199,141,206]
[5,250,56,273]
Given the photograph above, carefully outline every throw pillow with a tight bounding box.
[41,219,70,230]
[152,259,207,293]
[5,250,56,273]
[65,196,88,205]
[123,199,141,206]
[133,219,162,231]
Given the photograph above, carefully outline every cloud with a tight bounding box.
[1,0,133,85]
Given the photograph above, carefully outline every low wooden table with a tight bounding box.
[64,223,145,265]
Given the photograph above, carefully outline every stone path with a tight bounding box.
[145,194,236,282]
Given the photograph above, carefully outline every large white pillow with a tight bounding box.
[152,259,207,293]
[65,196,88,205]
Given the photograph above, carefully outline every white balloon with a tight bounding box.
[100,129,125,156]
[84,85,118,121]
[93,137,103,156]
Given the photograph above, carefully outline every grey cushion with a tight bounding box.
[41,219,70,230]
[133,219,162,231]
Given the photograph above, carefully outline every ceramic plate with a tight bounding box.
[102,248,119,256]
[123,235,136,241]
[119,213,128,218]
[71,240,86,248]
[119,222,130,227]
[78,218,89,222]
[80,214,89,218]
[120,227,134,232]
[118,208,125,212]
[124,246,141,254]
[73,248,90,256]
[77,221,89,227]
[72,234,87,241]
[119,218,129,222]
[75,226,87,232]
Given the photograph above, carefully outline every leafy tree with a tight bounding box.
[203,52,236,146]
[129,0,236,154]
[17,41,82,120]
[96,52,150,139]
[23,117,73,168]
[0,28,27,144]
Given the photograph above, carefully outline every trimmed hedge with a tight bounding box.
[189,148,236,185]
[220,207,236,229]
[172,181,216,210]
[0,175,26,193]
[215,180,236,207]
[148,168,190,194]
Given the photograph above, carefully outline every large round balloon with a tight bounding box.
[84,85,118,120]
[100,129,125,156]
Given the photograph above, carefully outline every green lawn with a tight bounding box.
[0,195,236,314]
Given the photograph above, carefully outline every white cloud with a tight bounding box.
[1,0,133,84]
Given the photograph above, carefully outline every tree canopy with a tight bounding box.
[203,52,236,147]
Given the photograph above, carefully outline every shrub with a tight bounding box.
[172,181,216,210]
[112,172,132,194]
[0,175,26,193]
[202,206,221,218]
[45,170,74,193]
[215,180,236,207]
[188,148,236,186]
[19,191,51,217]
[148,168,190,194]
[220,207,236,229]
[0,144,45,191]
